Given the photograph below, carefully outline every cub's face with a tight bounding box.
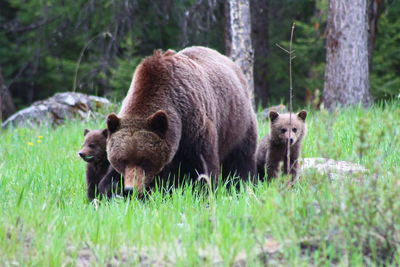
[78,129,108,163]
[106,111,171,193]
[269,110,307,146]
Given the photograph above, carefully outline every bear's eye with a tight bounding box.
[292,128,297,133]
[88,144,96,149]
[281,128,287,133]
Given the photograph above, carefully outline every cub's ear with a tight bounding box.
[269,111,279,123]
[107,113,120,134]
[297,110,307,121]
[102,129,108,138]
[84,129,90,136]
[147,110,168,138]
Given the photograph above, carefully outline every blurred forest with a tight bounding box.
[0,0,399,114]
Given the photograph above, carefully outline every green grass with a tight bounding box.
[1,102,399,266]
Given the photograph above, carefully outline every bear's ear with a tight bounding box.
[297,110,307,121]
[269,111,279,123]
[84,129,90,136]
[107,113,120,134]
[148,110,168,138]
[102,129,108,138]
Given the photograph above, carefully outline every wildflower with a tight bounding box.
[37,140,42,143]
[27,142,34,146]
[37,135,43,139]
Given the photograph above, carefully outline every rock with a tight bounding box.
[301,157,367,180]
[261,104,287,118]
[2,92,111,128]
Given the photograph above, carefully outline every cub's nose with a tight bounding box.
[78,152,85,159]
[289,138,294,144]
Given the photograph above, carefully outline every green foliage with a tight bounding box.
[109,56,141,100]
[266,0,325,103]
[0,0,214,108]
[0,0,399,109]
[0,103,399,265]
[292,20,325,96]
[370,2,400,100]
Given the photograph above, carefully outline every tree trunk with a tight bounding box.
[323,0,372,109]
[250,0,269,106]
[224,0,254,105]
[0,69,16,121]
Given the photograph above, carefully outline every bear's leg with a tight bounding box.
[290,159,299,180]
[256,141,268,181]
[98,167,123,198]
[266,156,280,180]
[86,181,97,200]
[200,120,220,182]
[222,125,257,182]
[283,150,300,181]
[86,166,102,200]
[257,162,266,181]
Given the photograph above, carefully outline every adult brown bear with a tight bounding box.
[106,46,257,193]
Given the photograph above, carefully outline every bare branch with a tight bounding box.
[275,43,290,54]
[2,17,58,33]
[287,23,296,176]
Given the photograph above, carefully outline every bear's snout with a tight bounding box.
[124,186,134,194]
[124,166,146,192]
[78,151,95,162]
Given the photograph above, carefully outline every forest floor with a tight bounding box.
[0,102,399,266]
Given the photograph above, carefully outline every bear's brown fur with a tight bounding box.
[106,46,258,192]
[78,129,122,200]
[257,110,307,180]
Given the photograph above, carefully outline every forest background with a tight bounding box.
[1,0,399,118]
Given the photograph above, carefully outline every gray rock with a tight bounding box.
[2,92,111,128]
[301,157,367,180]
[261,104,287,118]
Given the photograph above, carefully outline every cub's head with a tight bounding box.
[269,110,307,146]
[78,129,108,163]
[106,110,172,193]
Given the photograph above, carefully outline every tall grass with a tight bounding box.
[0,102,399,266]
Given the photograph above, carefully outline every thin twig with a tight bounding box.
[73,32,112,92]
[275,23,296,177]
[287,23,296,175]
[275,43,290,54]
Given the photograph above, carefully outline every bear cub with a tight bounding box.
[257,110,307,180]
[78,129,122,200]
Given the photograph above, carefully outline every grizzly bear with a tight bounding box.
[257,110,307,180]
[106,46,258,193]
[78,129,122,200]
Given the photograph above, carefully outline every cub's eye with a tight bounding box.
[88,144,96,149]
[292,128,297,133]
[281,128,287,133]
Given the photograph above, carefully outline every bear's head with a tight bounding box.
[78,129,108,163]
[106,110,172,193]
[269,110,307,146]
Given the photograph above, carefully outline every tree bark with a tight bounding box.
[0,69,16,121]
[224,0,254,105]
[323,0,372,109]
